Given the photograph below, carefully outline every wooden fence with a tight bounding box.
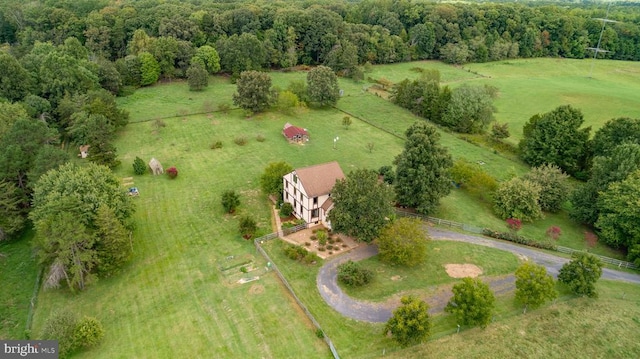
[557,246,638,270]
[253,226,341,359]
[395,209,638,271]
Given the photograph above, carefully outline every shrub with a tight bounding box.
[326,244,334,250]
[276,90,300,114]
[73,317,104,349]
[238,216,257,239]
[378,165,395,184]
[210,141,223,149]
[338,260,373,287]
[342,116,352,129]
[41,310,78,358]
[240,266,248,273]
[546,226,562,240]
[166,166,178,179]
[256,134,266,142]
[493,177,543,222]
[132,156,146,175]
[584,231,598,248]
[309,235,317,241]
[506,218,522,232]
[316,328,324,338]
[221,190,240,213]
[280,203,294,217]
[318,246,326,252]
[482,228,557,250]
[234,136,247,146]
[153,119,166,129]
[304,242,311,246]
[283,244,319,264]
[317,230,328,245]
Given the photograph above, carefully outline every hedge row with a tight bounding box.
[482,228,557,251]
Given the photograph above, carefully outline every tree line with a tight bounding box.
[2,0,640,83]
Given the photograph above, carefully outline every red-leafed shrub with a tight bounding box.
[584,231,598,248]
[506,218,522,232]
[166,167,178,179]
[546,226,562,240]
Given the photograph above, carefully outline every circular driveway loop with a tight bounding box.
[316,228,640,323]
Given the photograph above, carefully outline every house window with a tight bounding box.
[293,175,298,183]
[313,197,318,206]
[285,193,288,200]
[285,181,288,189]
[294,188,297,196]
[299,193,302,201]
[311,208,319,218]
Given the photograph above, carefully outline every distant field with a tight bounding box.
[360,58,640,144]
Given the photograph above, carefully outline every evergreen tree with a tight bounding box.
[394,122,453,215]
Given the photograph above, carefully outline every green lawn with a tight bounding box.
[30,94,406,357]
[264,237,640,358]
[389,280,640,359]
[341,240,520,301]
[0,231,39,340]
[22,59,639,357]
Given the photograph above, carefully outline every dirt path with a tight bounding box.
[316,228,640,323]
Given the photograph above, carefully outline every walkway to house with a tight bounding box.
[316,228,640,323]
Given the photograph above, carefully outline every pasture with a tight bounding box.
[19,58,639,358]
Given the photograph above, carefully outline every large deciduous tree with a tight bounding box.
[186,61,208,91]
[519,105,591,178]
[232,71,276,113]
[306,65,339,107]
[514,261,557,312]
[377,218,427,267]
[394,122,453,215]
[0,51,31,102]
[493,177,543,222]
[590,117,640,158]
[328,169,394,243]
[558,252,603,298]
[384,296,431,347]
[216,33,266,79]
[260,162,293,199]
[138,51,160,86]
[445,277,496,328]
[570,143,640,225]
[0,181,25,241]
[522,164,569,213]
[30,163,135,290]
[192,45,221,74]
[441,84,496,134]
[595,170,640,264]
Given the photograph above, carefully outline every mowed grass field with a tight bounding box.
[0,230,38,339]
[342,240,520,301]
[30,85,404,357]
[20,58,639,357]
[264,238,640,358]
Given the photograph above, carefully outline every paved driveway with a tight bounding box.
[316,228,640,323]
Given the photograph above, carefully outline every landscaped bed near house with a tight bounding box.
[281,225,360,260]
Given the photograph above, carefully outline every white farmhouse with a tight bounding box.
[282,161,345,228]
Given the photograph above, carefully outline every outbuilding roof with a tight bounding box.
[283,123,308,139]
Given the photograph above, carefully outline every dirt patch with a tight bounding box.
[390,275,402,281]
[444,263,483,278]
[248,284,264,295]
